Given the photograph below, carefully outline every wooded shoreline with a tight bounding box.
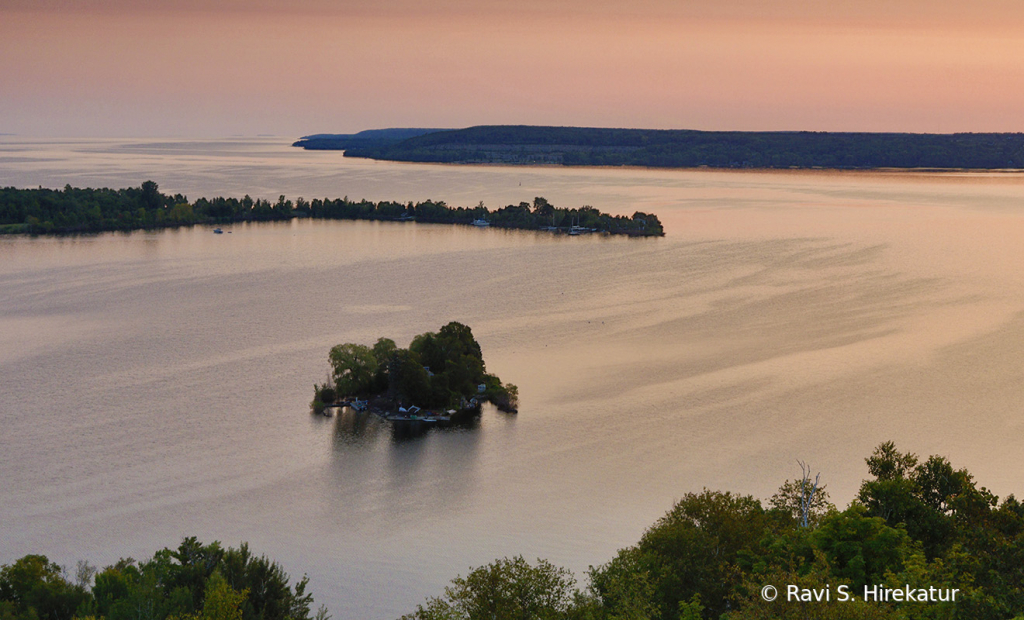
[294,125,1024,170]
[0,183,663,237]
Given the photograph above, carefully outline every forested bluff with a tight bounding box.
[293,125,1024,170]
[0,183,662,237]
[5,442,1023,620]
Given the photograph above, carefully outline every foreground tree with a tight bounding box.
[399,557,577,620]
[403,442,1024,620]
[589,490,768,620]
[1,539,321,620]
[0,555,90,620]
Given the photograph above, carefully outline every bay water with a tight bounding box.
[2,137,1023,619]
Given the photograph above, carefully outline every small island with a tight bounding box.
[312,322,518,423]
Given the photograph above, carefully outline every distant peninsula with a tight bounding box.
[0,183,663,236]
[293,125,1024,170]
[312,321,518,423]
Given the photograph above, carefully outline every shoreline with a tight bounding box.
[324,152,1024,175]
[297,125,1024,171]
[1,184,664,237]
[0,214,663,237]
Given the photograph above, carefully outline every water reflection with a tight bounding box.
[329,409,387,449]
[382,416,486,527]
[390,421,445,442]
[328,407,492,447]
[318,405,493,531]
[385,430,428,471]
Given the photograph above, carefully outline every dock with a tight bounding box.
[322,400,452,423]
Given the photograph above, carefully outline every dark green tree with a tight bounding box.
[0,555,90,620]
[328,344,378,397]
[399,556,576,620]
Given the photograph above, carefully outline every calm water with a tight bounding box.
[3,137,1024,619]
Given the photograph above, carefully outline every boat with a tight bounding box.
[566,214,590,236]
[472,219,490,227]
[213,228,224,234]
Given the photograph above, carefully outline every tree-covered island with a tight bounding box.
[311,322,518,422]
[0,183,662,237]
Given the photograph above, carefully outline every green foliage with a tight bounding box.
[370,338,399,392]
[318,388,336,403]
[807,506,914,590]
[179,573,247,620]
[404,441,1024,620]
[769,478,834,528]
[864,441,919,481]
[322,322,509,410]
[328,343,378,397]
[1,539,319,620]
[399,556,577,620]
[0,184,661,238]
[390,348,435,405]
[879,550,965,620]
[0,183,296,234]
[488,383,519,413]
[856,442,999,559]
[675,595,703,620]
[220,545,314,620]
[310,383,336,414]
[628,489,767,619]
[0,555,90,620]
[585,547,658,620]
[307,195,662,236]
[727,553,897,620]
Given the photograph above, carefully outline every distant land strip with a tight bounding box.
[293,125,1024,170]
[0,182,663,236]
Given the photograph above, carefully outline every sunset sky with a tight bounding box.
[3,0,1024,137]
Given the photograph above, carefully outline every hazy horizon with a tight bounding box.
[4,0,1024,138]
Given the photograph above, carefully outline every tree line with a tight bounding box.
[304,125,1024,170]
[400,442,1024,620]
[0,538,325,620]
[0,182,292,234]
[0,184,662,237]
[5,443,1023,620]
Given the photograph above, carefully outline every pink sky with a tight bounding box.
[2,0,1024,137]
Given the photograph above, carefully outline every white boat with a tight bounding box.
[472,219,490,227]
[567,215,589,236]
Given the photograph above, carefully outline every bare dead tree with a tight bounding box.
[798,460,822,528]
